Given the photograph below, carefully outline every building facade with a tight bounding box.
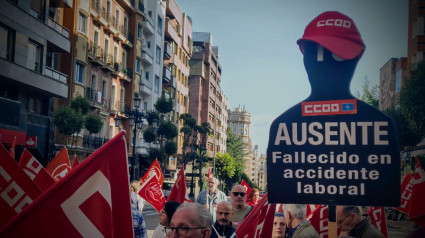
[0,0,71,164]
[379,57,407,110]
[408,0,425,67]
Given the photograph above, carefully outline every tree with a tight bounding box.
[400,61,425,141]
[179,113,198,168]
[85,113,103,135]
[54,106,84,145]
[215,153,237,192]
[356,77,379,108]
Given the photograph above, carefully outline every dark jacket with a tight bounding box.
[210,221,236,238]
[348,215,384,238]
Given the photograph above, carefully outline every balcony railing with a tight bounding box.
[91,0,101,14]
[83,135,110,150]
[86,87,104,104]
[47,17,70,38]
[45,66,67,84]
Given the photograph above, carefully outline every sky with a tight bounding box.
[177,0,408,155]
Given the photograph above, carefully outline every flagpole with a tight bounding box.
[328,205,337,238]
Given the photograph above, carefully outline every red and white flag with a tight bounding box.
[367,207,388,238]
[46,147,71,181]
[235,193,276,237]
[72,154,79,169]
[140,158,164,188]
[0,131,134,237]
[9,136,16,159]
[167,165,187,204]
[18,149,55,192]
[208,168,211,179]
[139,174,165,213]
[395,173,413,214]
[241,179,251,203]
[308,205,329,238]
[408,157,425,227]
[0,144,43,228]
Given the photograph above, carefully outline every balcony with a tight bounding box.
[163,66,171,83]
[139,78,152,96]
[137,1,145,15]
[47,17,70,38]
[122,66,132,83]
[102,54,114,71]
[166,0,182,22]
[44,66,67,84]
[109,99,122,113]
[108,17,119,35]
[123,31,133,48]
[141,46,153,65]
[112,61,121,76]
[143,17,154,35]
[165,21,181,45]
[98,7,109,27]
[86,87,104,108]
[118,24,128,42]
[90,0,101,18]
[88,42,105,66]
[118,0,133,11]
[164,42,172,60]
[82,135,109,151]
[164,75,176,90]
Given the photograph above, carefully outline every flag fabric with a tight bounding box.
[395,173,413,213]
[140,159,164,188]
[9,136,16,159]
[18,149,55,192]
[0,131,134,237]
[235,193,276,238]
[277,204,284,214]
[0,144,43,228]
[72,154,79,169]
[367,207,388,238]
[167,165,187,204]
[408,157,425,227]
[138,174,165,213]
[241,179,252,203]
[306,204,319,218]
[46,147,71,181]
[208,168,211,179]
[308,205,329,238]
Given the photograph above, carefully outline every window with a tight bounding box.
[157,16,162,35]
[135,58,141,73]
[145,71,149,81]
[137,23,142,39]
[27,40,42,72]
[0,25,14,61]
[75,62,84,83]
[154,75,159,92]
[102,80,107,99]
[395,70,402,93]
[156,45,161,64]
[78,12,87,34]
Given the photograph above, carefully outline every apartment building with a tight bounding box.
[227,106,253,179]
[163,0,192,165]
[408,0,425,67]
[379,57,407,110]
[188,32,227,161]
[251,145,266,190]
[0,0,71,164]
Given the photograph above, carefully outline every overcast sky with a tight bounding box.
[177,0,408,154]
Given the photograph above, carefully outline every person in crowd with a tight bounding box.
[230,184,252,228]
[166,203,212,238]
[284,204,319,238]
[130,185,147,238]
[196,176,228,222]
[336,206,384,238]
[152,201,180,238]
[130,180,145,212]
[273,212,287,238]
[247,188,261,207]
[210,201,235,238]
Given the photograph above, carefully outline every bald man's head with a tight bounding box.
[216,201,233,226]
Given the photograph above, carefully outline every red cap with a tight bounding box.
[297,11,365,60]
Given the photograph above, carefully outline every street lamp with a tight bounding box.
[114,95,146,181]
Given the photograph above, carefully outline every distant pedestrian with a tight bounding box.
[247,188,260,207]
[210,201,235,238]
[130,186,147,238]
[196,176,227,222]
[152,201,180,238]
[166,203,212,238]
[131,180,145,212]
[284,204,318,238]
[336,206,384,238]
[272,212,287,238]
[230,184,252,229]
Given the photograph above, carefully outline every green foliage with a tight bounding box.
[145,111,160,125]
[400,62,425,141]
[84,113,103,134]
[164,140,177,155]
[54,106,84,136]
[157,120,178,139]
[226,127,247,161]
[70,95,91,115]
[356,78,379,108]
[147,147,166,164]
[215,153,236,181]
[154,95,174,114]
[143,127,157,143]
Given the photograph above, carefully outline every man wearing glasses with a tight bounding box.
[336,206,384,238]
[230,185,253,228]
[165,203,212,238]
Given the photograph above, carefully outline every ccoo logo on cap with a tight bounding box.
[297,11,366,60]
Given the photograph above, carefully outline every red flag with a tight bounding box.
[140,158,164,188]
[208,168,211,179]
[167,165,187,204]
[367,207,388,238]
[277,204,284,214]
[395,173,413,213]
[408,157,425,227]
[308,205,329,238]
[72,154,79,169]
[0,131,134,237]
[235,193,276,237]
[0,145,43,228]
[18,149,56,192]
[46,147,71,181]
[9,136,16,159]
[139,174,165,213]
[306,204,319,218]
[241,179,251,203]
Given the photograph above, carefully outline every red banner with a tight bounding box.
[72,155,79,169]
[46,147,71,181]
[241,179,251,203]
[395,173,413,213]
[167,165,187,204]
[0,131,134,237]
[308,205,329,238]
[408,157,425,227]
[18,149,55,192]
[139,174,165,213]
[0,128,26,145]
[0,145,42,228]
[235,194,276,237]
[367,207,388,238]
[140,159,164,188]
[25,136,37,148]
